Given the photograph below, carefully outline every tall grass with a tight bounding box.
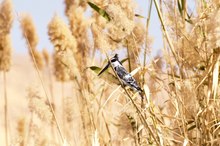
[0,0,13,146]
[0,0,220,145]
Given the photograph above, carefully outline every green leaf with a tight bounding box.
[89,66,120,85]
[89,66,102,74]
[185,10,193,24]
[120,58,128,64]
[88,2,111,21]
[186,11,192,19]
[181,0,185,9]
[202,0,207,8]
[177,0,183,17]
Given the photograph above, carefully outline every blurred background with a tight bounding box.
[11,0,162,54]
[2,0,217,146]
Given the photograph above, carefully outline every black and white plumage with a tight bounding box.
[98,54,143,92]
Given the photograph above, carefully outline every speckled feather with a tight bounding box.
[99,54,142,92]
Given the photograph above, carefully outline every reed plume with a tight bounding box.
[48,15,77,82]
[90,1,143,72]
[2,0,220,145]
[64,0,87,14]
[91,23,117,51]
[16,118,25,146]
[27,87,54,124]
[106,4,135,41]
[126,22,145,72]
[64,3,95,145]
[0,1,13,146]
[0,0,13,71]
[0,35,12,71]
[66,5,90,75]
[20,14,44,70]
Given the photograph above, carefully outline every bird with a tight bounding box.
[98,54,143,92]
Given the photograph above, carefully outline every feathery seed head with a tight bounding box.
[0,34,12,71]
[48,15,77,81]
[67,6,89,39]
[206,8,220,49]
[48,15,77,52]
[64,97,75,122]
[91,24,117,51]
[53,50,75,81]
[28,88,54,124]
[126,22,145,50]
[0,0,13,35]
[33,50,44,70]
[20,14,44,70]
[112,0,136,19]
[20,14,39,50]
[0,0,13,72]
[64,0,87,15]
[106,4,135,41]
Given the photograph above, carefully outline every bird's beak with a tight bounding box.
[98,63,110,76]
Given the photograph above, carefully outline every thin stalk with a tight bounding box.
[74,77,96,145]
[180,0,188,139]
[144,0,153,67]
[16,13,64,143]
[142,0,153,86]
[3,71,9,146]
[126,40,132,73]
[61,82,65,136]
[101,111,112,145]
[97,86,112,144]
[104,53,160,145]
[46,61,56,140]
[153,0,179,65]
[75,88,89,144]
[47,61,55,109]
[25,112,33,145]
[75,78,96,130]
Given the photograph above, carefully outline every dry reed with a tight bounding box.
[0,0,13,71]
[1,0,220,145]
[0,1,13,146]
[20,14,44,70]
[48,15,77,81]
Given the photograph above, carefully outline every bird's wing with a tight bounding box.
[116,66,137,84]
[116,66,129,79]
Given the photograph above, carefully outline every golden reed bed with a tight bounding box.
[0,0,220,145]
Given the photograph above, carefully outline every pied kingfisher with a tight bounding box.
[98,54,143,92]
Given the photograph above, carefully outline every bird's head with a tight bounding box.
[110,54,119,63]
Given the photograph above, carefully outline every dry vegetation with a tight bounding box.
[0,0,220,145]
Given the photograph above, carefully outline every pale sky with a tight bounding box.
[10,0,163,56]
